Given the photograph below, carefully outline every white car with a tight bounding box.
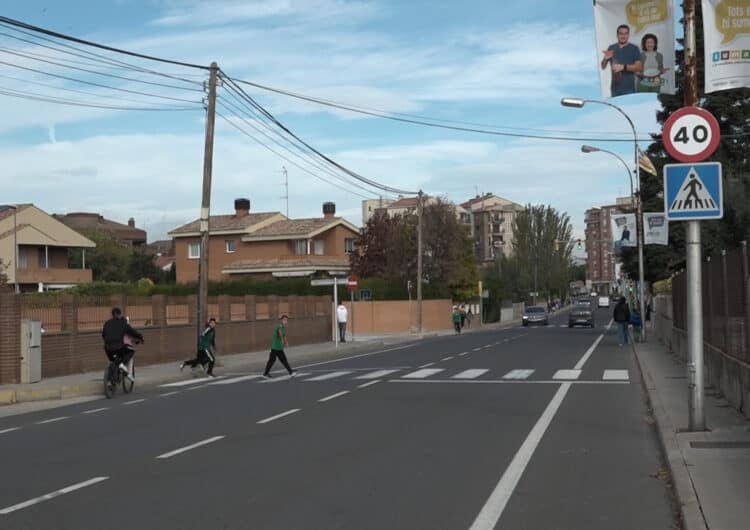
[598,296,610,308]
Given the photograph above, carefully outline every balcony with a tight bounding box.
[17,268,93,285]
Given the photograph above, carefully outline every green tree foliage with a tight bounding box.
[620,3,749,282]
[350,198,478,299]
[0,257,8,287]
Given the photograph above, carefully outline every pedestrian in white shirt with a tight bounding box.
[336,303,348,343]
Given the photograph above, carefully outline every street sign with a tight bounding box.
[662,107,721,163]
[664,162,723,221]
[347,275,358,291]
[310,278,336,286]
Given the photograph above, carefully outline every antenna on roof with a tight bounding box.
[278,166,289,217]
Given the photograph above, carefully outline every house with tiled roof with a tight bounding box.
[0,204,95,291]
[53,212,147,247]
[168,199,360,282]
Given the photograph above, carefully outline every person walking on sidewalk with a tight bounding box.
[180,318,217,377]
[613,296,631,346]
[336,303,348,343]
[263,315,297,379]
[452,306,462,334]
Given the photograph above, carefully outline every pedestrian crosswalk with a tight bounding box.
[162,366,631,388]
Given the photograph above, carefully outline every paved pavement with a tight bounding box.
[635,329,750,530]
[0,309,678,529]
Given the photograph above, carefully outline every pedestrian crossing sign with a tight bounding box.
[664,162,723,221]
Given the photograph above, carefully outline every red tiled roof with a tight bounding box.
[388,197,419,208]
[53,212,146,242]
[244,218,351,238]
[224,255,350,271]
[169,212,281,235]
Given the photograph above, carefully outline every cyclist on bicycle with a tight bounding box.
[102,307,143,382]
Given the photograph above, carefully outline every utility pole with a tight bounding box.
[280,166,289,217]
[197,62,218,338]
[417,190,424,333]
[683,0,705,431]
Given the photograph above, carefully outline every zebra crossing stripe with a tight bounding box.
[602,369,629,381]
[553,369,581,380]
[355,369,399,380]
[161,377,214,387]
[304,371,352,381]
[502,369,534,380]
[209,375,262,385]
[402,368,444,379]
[452,369,489,379]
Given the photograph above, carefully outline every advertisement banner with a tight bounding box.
[611,213,637,256]
[702,0,750,93]
[594,0,677,97]
[643,212,669,245]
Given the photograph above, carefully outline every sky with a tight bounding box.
[0,0,672,244]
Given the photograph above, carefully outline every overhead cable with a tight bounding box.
[0,86,197,111]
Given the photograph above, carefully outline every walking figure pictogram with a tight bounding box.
[683,174,703,209]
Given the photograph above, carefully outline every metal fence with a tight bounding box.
[672,243,750,362]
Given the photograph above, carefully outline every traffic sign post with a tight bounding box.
[347,275,358,342]
[311,277,341,347]
[663,105,722,432]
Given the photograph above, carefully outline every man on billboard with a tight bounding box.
[601,24,643,96]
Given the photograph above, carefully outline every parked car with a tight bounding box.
[598,296,611,308]
[522,306,549,326]
[569,300,595,328]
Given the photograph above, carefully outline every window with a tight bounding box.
[225,240,236,253]
[345,238,355,254]
[188,242,200,259]
[295,239,307,255]
[18,247,27,269]
[314,240,324,256]
[38,249,48,269]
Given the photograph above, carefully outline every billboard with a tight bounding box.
[593,0,677,97]
[702,0,750,93]
[611,213,637,255]
[643,212,669,245]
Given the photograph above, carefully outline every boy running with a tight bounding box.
[263,315,296,379]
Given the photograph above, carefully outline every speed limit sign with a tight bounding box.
[662,107,720,163]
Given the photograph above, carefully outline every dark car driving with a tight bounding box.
[569,300,595,328]
[522,306,548,326]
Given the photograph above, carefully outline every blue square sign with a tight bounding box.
[664,162,723,221]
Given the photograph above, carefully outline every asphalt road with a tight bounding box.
[0,309,675,529]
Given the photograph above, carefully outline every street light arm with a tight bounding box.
[587,147,634,201]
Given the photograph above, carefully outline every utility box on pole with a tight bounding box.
[20,319,42,384]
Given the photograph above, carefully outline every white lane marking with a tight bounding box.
[258,409,301,424]
[319,391,350,402]
[82,408,109,414]
[0,427,20,435]
[159,391,179,397]
[573,333,605,370]
[358,380,381,389]
[209,374,262,385]
[559,324,567,328]
[0,476,109,515]
[603,369,629,381]
[298,343,415,369]
[156,436,225,459]
[470,383,571,530]
[553,369,581,380]
[482,345,492,349]
[261,372,309,382]
[452,369,490,379]
[355,369,398,380]
[442,356,454,361]
[304,371,351,382]
[458,351,469,356]
[419,362,436,368]
[606,319,614,330]
[35,416,68,425]
[472,347,482,351]
[123,399,146,405]
[160,377,213,387]
[390,379,627,385]
[402,368,444,379]
[502,369,534,380]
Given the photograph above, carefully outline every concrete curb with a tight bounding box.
[632,343,707,530]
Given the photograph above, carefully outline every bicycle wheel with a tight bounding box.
[104,364,116,399]
[122,364,134,394]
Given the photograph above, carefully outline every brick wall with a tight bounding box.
[0,291,21,384]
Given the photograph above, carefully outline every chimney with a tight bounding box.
[323,202,336,219]
[234,198,250,217]
[128,217,135,228]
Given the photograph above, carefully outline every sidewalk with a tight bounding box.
[0,318,521,407]
[634,331,750,530]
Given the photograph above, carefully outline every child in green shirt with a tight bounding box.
[263,315,297,379]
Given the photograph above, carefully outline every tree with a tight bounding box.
[0,258,8,287]
[620,3,749,282]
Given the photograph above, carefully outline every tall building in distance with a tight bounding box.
[460,193,524,262]
[584,196,632,293]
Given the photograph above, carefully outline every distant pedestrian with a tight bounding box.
[460,305,467,328]
[466,308,473,328]
[336,303,348,343]
[263,315,296,379]
[180,318,217,376]
[645,300,652,322]
[613,297,631,346]
[452,306,462,334]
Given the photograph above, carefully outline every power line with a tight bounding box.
[0,86,197,111]
[215,109,373,200]
[0,15,209,70]
[220,71,418,195]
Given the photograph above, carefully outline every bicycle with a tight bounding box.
[103,345,139,398]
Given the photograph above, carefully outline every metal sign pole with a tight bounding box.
[333,277,339,348]
[350,288,355,342]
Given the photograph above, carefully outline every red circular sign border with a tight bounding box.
[662,107,721,163]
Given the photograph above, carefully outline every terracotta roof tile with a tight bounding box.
[245,218,338,238]
[388,197,419,208]
[169,212,281,235]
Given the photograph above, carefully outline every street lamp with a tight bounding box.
[580,145,634,203]
[563,97,647,340]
